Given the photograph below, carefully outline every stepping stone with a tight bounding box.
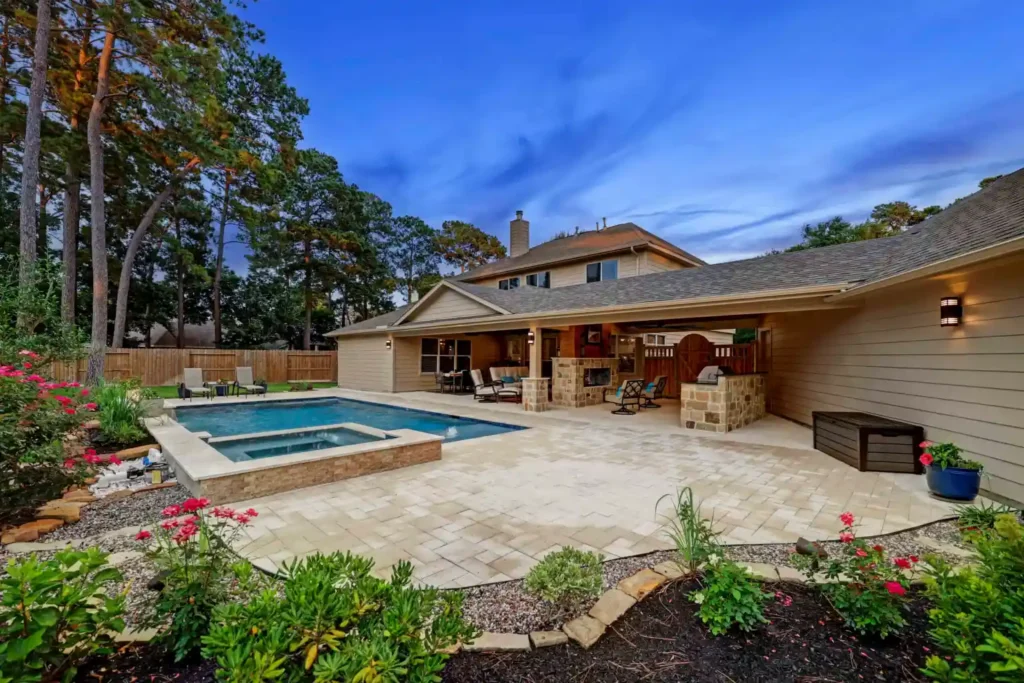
[114,628,159,643]
[134,482,178,493]
[588,589,636,626]
[62,490,96,503]
[737,562,780,581]
[1,518,64,544]
[107,551,144,567]
[651,560,686,580]
[115,444,159,460]
[917,536,977,559]
[616,568,667,600]
[36,501,89,523]
[95,489,135,505]
[5,539,85,554]
[530,631,568,648]
[464,632,531,652]
[776,566,806,583]
[562,615,606,649]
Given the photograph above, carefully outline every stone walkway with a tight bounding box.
[229,390,961,589]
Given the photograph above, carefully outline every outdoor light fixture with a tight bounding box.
[940,297,963,327]
[527,331,536,345]
[385,339,392,350]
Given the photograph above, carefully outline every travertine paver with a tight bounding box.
[589,589,636,626]
[616,569,668,600]
[563,615,606,649]
[464,632,530,652]
[530,630,568,648]
[227,389,964,589]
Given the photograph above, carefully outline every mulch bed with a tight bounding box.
[78,648,217,683]
[443,579,934,683]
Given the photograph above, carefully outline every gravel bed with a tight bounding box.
[459,519,975,634]
[45,484,188,542]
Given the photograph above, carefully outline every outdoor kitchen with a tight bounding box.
[680,366,766,433]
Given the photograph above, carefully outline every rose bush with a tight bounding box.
[137,498,258,661]
[919,440,983,471]
[792,513,917,638]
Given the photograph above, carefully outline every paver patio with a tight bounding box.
[228,389,962,588]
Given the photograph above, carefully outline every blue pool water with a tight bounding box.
[213,426,387,462]
[174,397,524,443]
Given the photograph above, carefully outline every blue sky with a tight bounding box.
[234,0,1024,266]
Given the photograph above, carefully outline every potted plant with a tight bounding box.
[920,440,983,501]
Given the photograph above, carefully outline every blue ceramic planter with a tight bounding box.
[926,465,982,501]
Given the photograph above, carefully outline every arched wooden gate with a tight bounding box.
[676,333,713,384]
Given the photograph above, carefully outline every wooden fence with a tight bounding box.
[643,338,758,396]
[48,349,337,386]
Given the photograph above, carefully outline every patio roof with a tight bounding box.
[329,168,1024,337]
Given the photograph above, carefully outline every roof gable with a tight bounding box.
[394,281,509,326]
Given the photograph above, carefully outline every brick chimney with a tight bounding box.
[510,210,530,257]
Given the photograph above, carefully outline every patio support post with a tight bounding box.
[523,323,549,412]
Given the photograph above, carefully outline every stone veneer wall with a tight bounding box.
[679,374,766,433]
[195,440,442,503]
[552,358,619,408]
[522,377,550,412]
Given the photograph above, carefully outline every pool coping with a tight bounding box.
[207,422,393,446]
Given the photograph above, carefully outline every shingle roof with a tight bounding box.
[328,305,409,335]
[453,222,706,282]
[330,168,1024,335]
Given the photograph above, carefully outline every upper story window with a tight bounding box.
[586,259,619,283]
[645,334,667,345]
[498,277,520,290]
[526,271,550,288]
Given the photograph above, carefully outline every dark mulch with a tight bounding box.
[77,647,216,683]
[443,579,934,683]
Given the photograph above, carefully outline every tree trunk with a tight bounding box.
[212,172,231,346]
[175,207,184,349]
[303,237,312,350]
[86,29,116,382]
[110,181,177,347]
[37,184,47,258]
[61,163,79,323]
[18,0,50,290]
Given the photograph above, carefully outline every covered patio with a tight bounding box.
[230,387,961,588]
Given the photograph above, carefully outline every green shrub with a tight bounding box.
[524,547,604,606]
[690,553,769,635]
[137,499,257,661]
[93,379,154,446]
[201,552,478,683]
[956,500,1019,534]
[792,512,915,638]
[657,486,718,574]
[920,440,983,471]
[921,513,1024,682]
[0,548,126,683]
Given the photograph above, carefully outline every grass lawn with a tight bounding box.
[145,382,337,399]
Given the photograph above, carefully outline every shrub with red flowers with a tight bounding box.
[791,513,917,638]
[136,498,259,661]
[919,440,984,471]
[0,353,98,525]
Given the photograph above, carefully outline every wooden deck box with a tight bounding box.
[812,412,924,474]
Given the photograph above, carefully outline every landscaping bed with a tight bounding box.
[445,578,933,682]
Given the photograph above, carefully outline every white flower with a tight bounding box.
[707,553,721,566]
[692,591,705,604]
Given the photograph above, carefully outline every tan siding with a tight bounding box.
[764,255,1024,502]
[406,288,497,323]
[640,251,686,275]
[337,336,393,391]
[393,334,503,392]
[470,251,649,289]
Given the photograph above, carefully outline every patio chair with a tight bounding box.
[180,368,212,401]
[471,369,504,402]
[604,379,645,415]
[234,366,267,398]
[641,375,668,409]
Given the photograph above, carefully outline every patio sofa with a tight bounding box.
[489,366,529,388]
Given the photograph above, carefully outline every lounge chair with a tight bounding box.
[604,379,645,415]
[180,368,212,401]
[471,369,521,402]
[641,375,668,409]
[234,366,267,398]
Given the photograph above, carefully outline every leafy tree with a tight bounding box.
[436,220,507,272]
[389,215,439,304]
[979,174,1003,189]
[786,201,944,252]
[785,216,859,252]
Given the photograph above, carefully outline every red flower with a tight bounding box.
[68,381,80,388]
[212,506,235,519]
[83,453,102,464]
[160,519,179,530]
[919,440,934,449]
[885,581,906,596]
[162,505,181,517]
[64,458,77,469]
[182,497,210,512]
[135,530,152,541]
[894,557,912,569]
[80,388,89,397]
[107,455,122,466]
[919,453,934,467]
[910,555,919,564]
[84,448,97,456]
[172,523,198,544]
[839,531,855,543]
[22,361,32,369]
[873,544,883,552]
[54,395,72,406]
[64,408,76,415]
[83,402,98,411]
[234,513,251,524]
[855,548,868,558]
[840,512,855,527]
[18,349,39,358]
[244,508,258,517]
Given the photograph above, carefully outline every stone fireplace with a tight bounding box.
[552,358,618,408]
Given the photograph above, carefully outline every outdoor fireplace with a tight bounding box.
[584,367,611,387]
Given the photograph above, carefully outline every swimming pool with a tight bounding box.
[210,425,391,462]
[174,397,524,443]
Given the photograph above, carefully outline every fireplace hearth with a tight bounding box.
[552,357,619,408]
[584,367,611,387]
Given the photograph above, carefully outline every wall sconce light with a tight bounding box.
[527,331,536,345]
[940,297,962,326]
[385,339,393,350]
